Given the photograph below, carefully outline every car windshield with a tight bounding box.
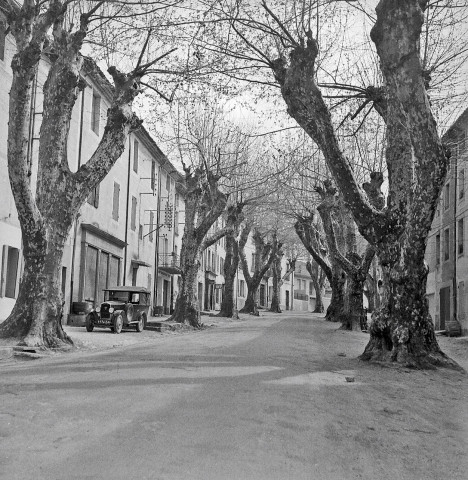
[106,291,129,302]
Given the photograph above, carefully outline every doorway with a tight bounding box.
[439,286,450,330]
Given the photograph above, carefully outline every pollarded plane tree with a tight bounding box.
[272,133,346,322]
[216,142,282,318]
[238,211,282,314]
[0,0,189,348]
[210,0,465,368]
[295,211,346,323]
[316,180,376,331]
[305,258,326,314]
[166,101,256,327]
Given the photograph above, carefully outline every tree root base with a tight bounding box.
[359,349,464,372]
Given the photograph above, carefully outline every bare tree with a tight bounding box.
[0,0,176,347]
[210,0,462,368]
[295,214,345,322]
[316,180,375,331]
[238,222,281,314]
[305,260,325,314]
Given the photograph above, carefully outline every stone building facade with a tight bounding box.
[426,108,468,334]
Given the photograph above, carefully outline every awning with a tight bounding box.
[81,223,126,248]
[131,259,152,268]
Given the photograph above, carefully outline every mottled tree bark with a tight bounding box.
[270,1,458,368]
[217,204,244,318]
[316,181,375,331]
[269,255,283,313]
[306,261,325,313]
[0,2,141,348]
[295,216,345,322]
[239,228,281,314]
[170,168,230,328]
[269,256,296,313]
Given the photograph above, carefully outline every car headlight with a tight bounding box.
[95,306,100,313]
[109,307,114,313]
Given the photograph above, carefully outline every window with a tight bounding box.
[149,211,154,242]
[84,246,98,302]
[239,279,245,297]
[91,91,101,134]
[131,196,137,231]
[174,210,179,235]
[309,282,313,295]
[444,228,450,261]
[1,246,19,298]
[109,255,121,286]
[166,172,171,192]
[133,140,139,173]
[459,169,465,199]
[139,224,143,240]
[436,234,441,265]
[132,267,138,286]
[0,20,5,62]
[458,218,464,255]
[251,253,256,272]
[444,183,450,210]
[61,266,67,297]
[112,182,120,221]
[87,184,99,208]
[151,161,156,192]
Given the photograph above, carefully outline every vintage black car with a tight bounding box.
[86,286,151,334]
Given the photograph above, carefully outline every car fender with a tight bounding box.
[124,303,134,322]
[113,310,127,324]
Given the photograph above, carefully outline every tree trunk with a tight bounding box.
[0,224,72,347]
[325,270,346,323]
[217,232,238,318]
[241,288,257,314]
[340,274,366,332]
[306,261,324,313]
[361,252,456,368]
[170,244,201,328]
[269,256,282,313]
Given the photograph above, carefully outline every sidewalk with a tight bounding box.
[0,309,287,362]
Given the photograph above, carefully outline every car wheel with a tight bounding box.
[136,314,145,332]
[113,313,123,334]
[85,313,95,332]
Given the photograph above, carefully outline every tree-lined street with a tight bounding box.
[1,314,467,480]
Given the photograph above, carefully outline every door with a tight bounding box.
[260,284,266,307]
[439,286,450,330]
[285,290,290,311]
[198,282,203,312]
[163,280,170,314]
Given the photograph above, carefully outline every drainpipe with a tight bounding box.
[123,137,132,286]
[69,86,86,311]
[153,164,162,313]
[26,72,38,178]
[453,146,458,323]
[170,184,176,313]
[291,269,294,311]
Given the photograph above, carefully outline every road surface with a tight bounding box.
[1,313,467,480]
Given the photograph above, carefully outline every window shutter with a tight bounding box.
[0,20,6,61]
[112,182,120,221]
[94,184,100,208]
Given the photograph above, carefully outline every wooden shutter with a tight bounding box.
[112,182,120,221]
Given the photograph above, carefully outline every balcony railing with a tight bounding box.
[159,253,182,274]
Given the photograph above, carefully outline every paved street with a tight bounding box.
[1,313,467,480]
